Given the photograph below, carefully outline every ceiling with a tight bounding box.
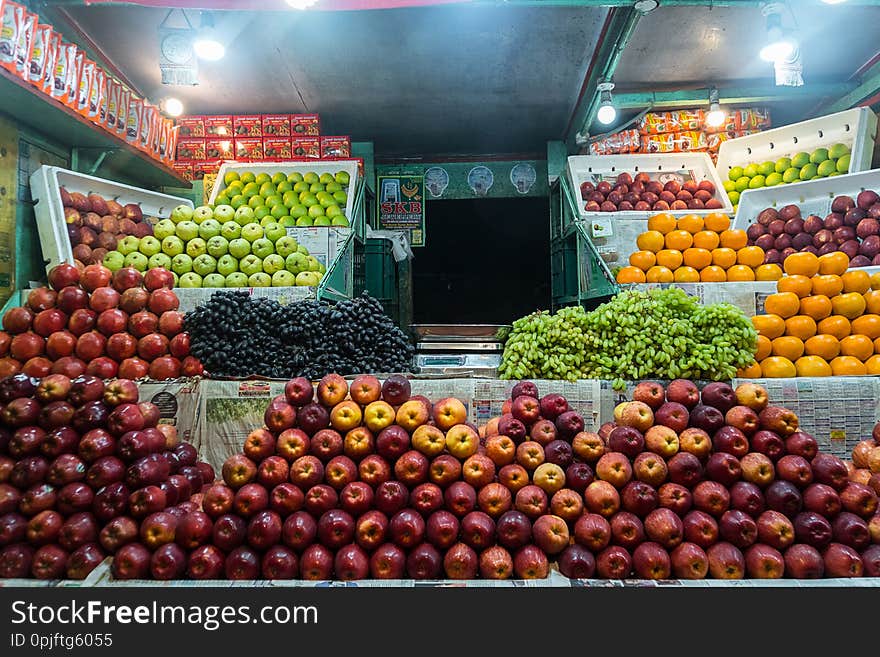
[56,2,880,159]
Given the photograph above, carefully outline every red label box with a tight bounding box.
[176,116,205,138]
[321,135,351,158]
[234,138,264,161]
[205,138,235,160]
[263,138,292,160]
[262,114,291,136]
[291,113,321,136]
[233,115,262,137]
[291,136,321,158]
[193,160,222,178]
[172,162,194,182]
[204,115,233,137]
[176,137,205,162]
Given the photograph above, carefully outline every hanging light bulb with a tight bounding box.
[193,13,225,61]
[760,4,796,62]
[286,0,319,8]
[596,81,616,126]
[705,87,725,128]
[162,97,184,117]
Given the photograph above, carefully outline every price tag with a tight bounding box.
[590,216,614,238]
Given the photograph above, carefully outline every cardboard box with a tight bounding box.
[176,137,205,162]
[321,135,351,158]
[234,137,263,160]
[262,114,290,136]
[204,115,233,137]
[291,113,320,135]
[176,116,205,138]
[172,162,194,182]
[193,160,222,178]
[291,136,321,158]
[205,137,234,160]
[263,137,291,160]
[233,114,262,137]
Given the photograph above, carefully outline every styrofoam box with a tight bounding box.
[208,159,360,222]
[566,153,733,219]
[30,166,193,274]
[286,226,350,268]
[174,285,315,314]
[628,281,777,317]
[715,108,878,182]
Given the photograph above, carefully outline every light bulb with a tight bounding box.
[193,35,225,61]
[820,0,846,4]
[597,103,617,125]
[760,38,794,62]
[287,0,318,8]
[705,103,725,128]
[163,97,184,117]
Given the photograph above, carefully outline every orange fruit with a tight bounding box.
[683,248,712,270]
[810,274,844,298]
[752,314,786,339]
[738,362,763,378]
[804,334,840,360]
[817,251,849,276]
[693,231,720,250]
[673,266,700,282]
[840,334,874,360]
[830,356,867,376]
[637,230,665,253]
[764,292,801,318]
[755,264,783,281]
[616,266,647,284]
[778,275,813,298]
[842,269,871,294]
[785,315,817,340]
[656,249,684,270]
[760,356,797,378]
[711,248,737,269]
[875,336,880,354]
[629,250,657,271]
[851,314,880,339]
[865,354,880,374]
[771,336,805,360]
[704,213,731,232]
[817,315,852,340]
[665,230,694,251]
[799,295,832,320]
[700,266,726,282]
[719,229,747,250]
[647,213,676,234]
[727,265,756,281]
[864,290,880,314]
[677,214,704,234]
[737,246,765,268]
[831,292,867,319]
[755,335,772,360]
[645,266,674,283]
[783,252,820,278]
[871,272,880,291]
[795,356,832,377]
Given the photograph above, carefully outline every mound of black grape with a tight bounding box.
[184,291,414,379]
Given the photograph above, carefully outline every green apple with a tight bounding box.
[272,270,296,287]
[260,215,277,228]
[264,222,286,242]
[254,206,271,221]
[297,245,309,255]
[303,172,319,185]
[217,254,239,276]
[251,238,275,259]
[722,180,736,193]
[199,219,222,240]
[248,195,264,210]
[154,219,176,240]
[325,205,342,218]
[765,172,783,187]
[799,163,818,180]
[270,205,288,220]
[171,271,179,287]
[193,254,217,276]
[314,216,332,226]
[239,172,256,184]
[215,195,231,207]
[176,221,199,241]
[229,238,251,259]
[224,171,240,185]
[287,172,304,184]
[790,152,810,168]
[255,173,271,186]
[248,272,271,287]
[775,157,792,174]
[241,224,264,242]
[758,161,775,176]
[171,253,193,275]
[226,180,243,193]
[207,236,229,257]
[259,181,275,197]
[161,236,184,257]
[221,221,241,240]
[310,183,325,194]
[728,190,740,205]
[837,154,851,173]
[333,191,347,205]
[282,191,298,207]
[178,272,203,288]
[213,205,235,223]
[234,206,255,225]
[293,181,309,194]
[296,271,321,287]
[319,173,334,185]
[275,236,299,257]
[728,166,743,182]
[748,175,765,189]
[148,253,172,270]
[239,255,263,276]
[203,273,226,288]
[295,216,314,227]
[317,262,326,275]
[230,195,247,209]
[280,216,297,227]
[262,254,285,274]
[308,205,326,219]
[782,167,800,184]
[331,216,350,227]
[192,206,213,223]
[124,252,149,271]
[242,182,260,198]
[139,236,162,256]
[117,235,141,256]
[301,193,318,207]
[829,143,849,160]
[225,272,249,287]
[810,148,829,164]
[742,164,759,178]
[271,172,286,185]
[817,160,837,177]
[285,252,308,274]
[325,182,342,194]
[186,238,207,259]
[171,205,193,223]
[103,251,124,271]
[306,256,321,272]
[335,171,350,185]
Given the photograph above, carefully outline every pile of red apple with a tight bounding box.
[0,263,202,382]
[580,173,723,213]
[61,187,155,268]
[746,190,880,266]
[0,373,215,579]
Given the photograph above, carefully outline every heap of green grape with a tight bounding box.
[499,288,757,387]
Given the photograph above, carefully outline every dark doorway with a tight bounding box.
[412,197,551,325]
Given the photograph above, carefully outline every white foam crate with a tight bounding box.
[174,285,315,314]
[30,166,193,274]
[716,108,877,182]
[208,159,360,222]
[566,153,733,219]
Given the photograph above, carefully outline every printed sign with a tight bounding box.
[424,166,450,198]
[377,174,425,247]
[467,166,494,196]
[510,162,537,194]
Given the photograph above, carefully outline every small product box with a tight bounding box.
[233,114,262,137]
[205,137,235,160]
[176,116,206,138]
[321,135,351,158]
[291,136,321,158]
[176,137,206,162]
[193,160,222,178]
[172,162,194,182]
[234,137,264,161]
[262,114,291,136]
[291,113,321,135]
[26,23,52,88]
[204,115,233,137]
[263,137,292,160]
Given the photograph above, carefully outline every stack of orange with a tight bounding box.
[743,250,880,378]
[617,212,783,284]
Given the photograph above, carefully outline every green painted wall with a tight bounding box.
[376,160,547,201]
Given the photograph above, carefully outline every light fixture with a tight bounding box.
[633,0,659,13]
[286,0,319,8]
[596,81,616,125]
[162,97,184,117]
[193,12,225,61]
[760,3,796,63]
[820,0,847,4]
[705,87,725,128]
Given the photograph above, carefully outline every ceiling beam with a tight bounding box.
[613,83,858,110]
[825,60,880,113]
[37,1,880,7]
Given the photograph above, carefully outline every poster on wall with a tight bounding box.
[377,174,426,247]
[510,162,537,194]
[467,166,494,196]
[424,166,449,198]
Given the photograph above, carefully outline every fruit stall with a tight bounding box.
[1,0,880,591]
